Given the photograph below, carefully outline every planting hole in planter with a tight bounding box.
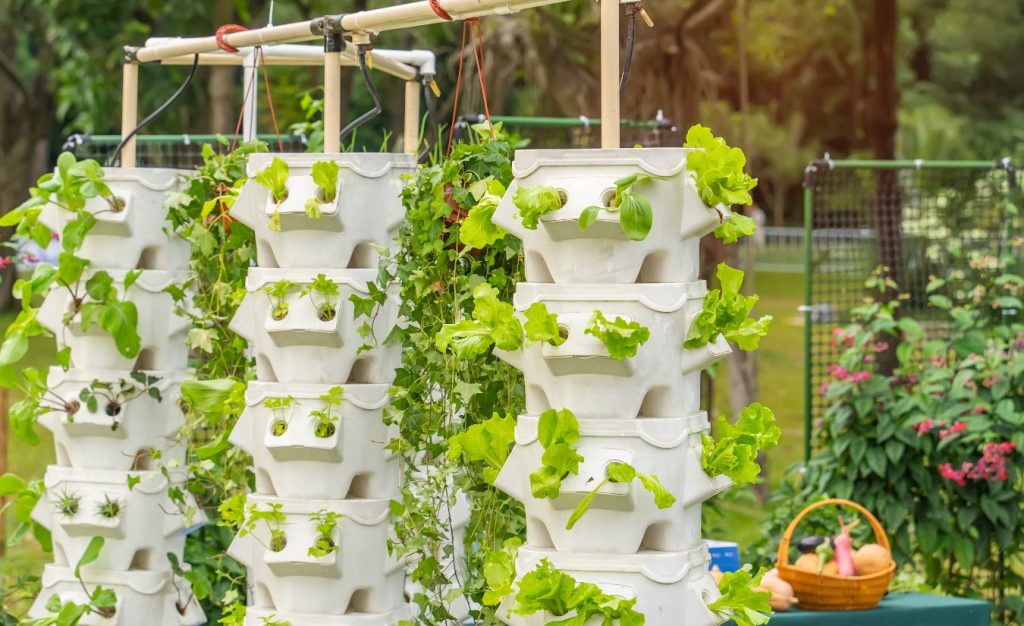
[600,187,615,207]
[270,532,287,552]
[314,421,337,438]
[106,402,122,417]
[317,304,337,322]
[271,420,289,436]
[129,548,155,570]
[557,325,570,342]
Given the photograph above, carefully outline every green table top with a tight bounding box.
[730,593,990,626]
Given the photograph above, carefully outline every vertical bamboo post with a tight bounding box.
[324,49,342,153]
[403,80,420,155]
[242,50,260,143]
[600,0,620,149]
[120,62,139,168]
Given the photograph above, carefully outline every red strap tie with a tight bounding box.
[215,24,248,53]
[428,0,453,21]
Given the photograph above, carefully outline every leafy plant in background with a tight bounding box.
[458,178,508,249]
[684,263,772,351]
[165,140,267,621]
[755,251,1024,625]
[585,310,650,360]
[579,173,665,241]
[683,124,758,244]
[366,123,527,622]
[512,184,565,229]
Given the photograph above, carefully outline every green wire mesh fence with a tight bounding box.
[456,113,678,148]
[65,133,308,168]
[802,157,1019,460]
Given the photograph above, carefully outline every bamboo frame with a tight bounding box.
[120,63,139,169]
[132,0,569,64]
[403,81,421,155]
[118,42,432,164]
[599,0,620,148]
[324,50,342,153]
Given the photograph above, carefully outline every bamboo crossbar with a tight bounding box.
[132,0,569,64]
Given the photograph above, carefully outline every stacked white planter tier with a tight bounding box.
[228,153,414,626]
[490,149,733,626]
[28,168,205,626]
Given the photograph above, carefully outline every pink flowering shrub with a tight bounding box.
[759,256,1024,622]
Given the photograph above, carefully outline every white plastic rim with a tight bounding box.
[227,494,404,615]
[28,564,206,626]
[232,153,415,269]
[498,544,724,626]
[38,270,190,371]
[39,367,186,471]
[494,414,731,554]
[495,282,731,419]
[230,381,398,500]
[38,167,190,271]
[31,466,205,572]
[244,606,412,626]
[491,148,728,284]
[229,268,400,384]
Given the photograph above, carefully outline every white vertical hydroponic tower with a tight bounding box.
[28,167,206,625]
[490,148,734,626]
[227,151,414,626]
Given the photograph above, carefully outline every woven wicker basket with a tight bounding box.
[775,498,896,610]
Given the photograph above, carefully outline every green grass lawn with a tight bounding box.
[1,309,55,580]
[706,270,807,551]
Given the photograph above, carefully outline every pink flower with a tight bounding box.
[819,383,830,397]
[849,371,872,383]
[939,462,968,487]
[51,231,60,241]
[827,364,849,381]
[864,354,876,363]
[913,418,934,436]
[973,405,986,415]
[982,376,1000,388]
[874,341,890,352]
[930,356,946,367]
[0,257,10,269]
[939,421,967,440]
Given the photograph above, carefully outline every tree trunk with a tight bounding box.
[206,0,238,136]
[0,23,54,311]
[866,0,901,374]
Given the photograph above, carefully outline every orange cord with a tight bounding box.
[215,24,248,53]
[228,46,284,153]
[446,18,494,154]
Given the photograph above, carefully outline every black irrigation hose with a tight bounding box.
[107,54,200,167]
[339,46,383,145]
[619,6,638,97]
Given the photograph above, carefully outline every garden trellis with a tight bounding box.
[802,157,1020,460]
[1,1,781,625]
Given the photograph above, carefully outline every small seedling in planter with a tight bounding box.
[300,274,340,322]
[305,160,341,219]
[310,386,343,438]
[584,310,650,360]
[78,372,163,430]
[261,280,297,321]
[7,367,83,444]
[566,461,676,529]
[308,510,342,558]
[254,157,290,232]
[263,396,296,436]
[225,497,288,553]
[96,494,122,519]
[512,184,566,229]
[579,173,667,241]
[54,489,82,517]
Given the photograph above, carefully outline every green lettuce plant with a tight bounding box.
[306,160,340,218]
[530,408,584,499]
[707,566,773,626]
[585,310,650,360]
[683,124,758,243]
[254,157,290,232]
[684,263,772,351]
[579,172,665,241]
[701,402,780,485]
[512,184,565,229]
[566,461,675,530]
